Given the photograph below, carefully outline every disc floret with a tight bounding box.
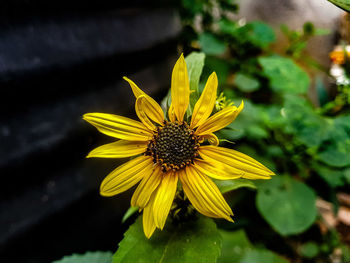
[146,121,200,172]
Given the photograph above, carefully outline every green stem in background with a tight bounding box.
[328,0,350,12]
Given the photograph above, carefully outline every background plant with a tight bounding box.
[53,1,350,262]
[179,0,350,262]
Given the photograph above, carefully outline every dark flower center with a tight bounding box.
[146,121,199,172]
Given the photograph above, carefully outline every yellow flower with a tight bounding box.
[83,54,274,238]
[330,46,350,65]
[330,50,348,65]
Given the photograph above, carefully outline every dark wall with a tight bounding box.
[0,2,180,262]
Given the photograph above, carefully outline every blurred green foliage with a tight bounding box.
[281,22,330,61]
[299,242,320,259]
[54,2,350,263]
[218,229,288,263]
[178,0,350,262]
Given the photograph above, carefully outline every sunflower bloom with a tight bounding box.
[83,54,274,238]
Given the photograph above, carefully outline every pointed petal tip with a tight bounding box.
[123,76,133,85]
[253,173,273,180]
[240,100,244,108]
[123,76,134,84]
[227,206,234,217]
[82,112,99,121]
[209,72,218,85]
[262,167,275,176]
[236,100,244,113]
[82,113,89,120]
[227,216,234,223]
[144,228,156,239]
[178,53,186,65]
[210,71,218,78]
[267,169,276,176]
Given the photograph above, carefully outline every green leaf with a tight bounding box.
[234,73,260,92]
[113,216,221,263]
[217,229,253,263]
[316,115,350,167]
[122,206,139,223]
[224,21,275,49]
[259,56,310,94]
[218,229,288,263]
[199,33,227,55]
[219,18,238,36]
[160,89,172,112]
[312,164,345,188]
[53,251,112,263]
[247,22,276,49]
[317,145,350,167]
[299,242,319,259]
[185,52,206,115]
[282,94,327,147]
[214,179,256,194]
[328,0,350,12]
[256,176,317,236]
[185,52,206,93]
[239,249,288,263]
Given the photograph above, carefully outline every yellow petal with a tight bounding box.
[83,113,153,141]
[171,54,190,122]
[201,133,219,146]
[123,76,146,98]
[135,96,156,131]
[87,140,148,158]
[195,101,244,136]
[178,169,218,219]
[180,166,233,221]
[193,159,242,180]
[143,191,157,239]
[199,146,274,179]
[131,165,162,208]
[136,95,165,129]
[190,72,218,128]
[100,156,154,196]
[152,172,178,229]
[124,76,164,127]
[168,103,176,123]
